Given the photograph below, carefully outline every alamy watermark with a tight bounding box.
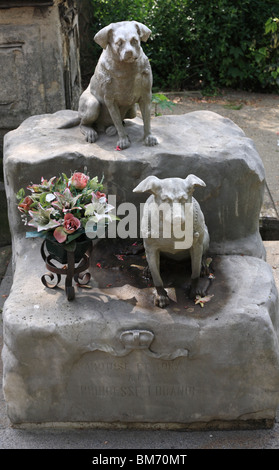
[85,195,194,249]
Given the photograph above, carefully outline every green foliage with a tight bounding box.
[152,93,176,116]
[250,16,279,89]
[82,0,279,92]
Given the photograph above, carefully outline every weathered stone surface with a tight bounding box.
[0,2,81,132]
[2,236,279,425]
[3,110,279,428]
[0,1,81,246]
[4,110,265,258]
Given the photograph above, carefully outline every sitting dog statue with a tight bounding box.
[133,174,210,308]
[64,21,158,150]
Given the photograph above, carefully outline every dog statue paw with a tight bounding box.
[80,125,98,143]
[117,135,131,150]
[154,292,169,309]
[189,277,211,299]
[144,134,158,147]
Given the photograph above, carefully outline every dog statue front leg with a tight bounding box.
[145,246,169,308]
[138,98,158,147]
[78,87,100,143]
[189,239,209,299]
[105,100,131,149]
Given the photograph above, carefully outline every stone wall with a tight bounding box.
[0,0,82,245]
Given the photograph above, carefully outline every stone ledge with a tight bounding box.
[11,418,276,431]
[2,236,279,426]
[4,110,266,258]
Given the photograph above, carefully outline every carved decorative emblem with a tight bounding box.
[120,330,154,350]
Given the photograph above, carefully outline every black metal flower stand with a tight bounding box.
[40,240,92,300]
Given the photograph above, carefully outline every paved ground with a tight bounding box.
[1,89,279,450]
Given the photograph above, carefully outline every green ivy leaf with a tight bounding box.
[16,188,25,201]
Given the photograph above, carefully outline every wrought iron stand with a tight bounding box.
[40,240,92,300]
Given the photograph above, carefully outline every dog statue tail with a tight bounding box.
[57,116,81,129]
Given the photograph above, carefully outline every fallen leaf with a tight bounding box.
[130,264,144,271]
[195,294,214,307]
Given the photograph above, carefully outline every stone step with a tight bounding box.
[2,236,279,427]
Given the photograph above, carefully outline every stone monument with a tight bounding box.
[2,21,279,429]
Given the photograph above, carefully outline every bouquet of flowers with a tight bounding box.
[17,171,116,249]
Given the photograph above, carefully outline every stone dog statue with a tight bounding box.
[62,21,158,150]
[133,175,209,308]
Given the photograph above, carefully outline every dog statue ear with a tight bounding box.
[133,176,161,194]
[94,24,114,49]
[185,174,206,195]
[133,21,151,42]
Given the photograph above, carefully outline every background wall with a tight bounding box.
[0,0,82,245]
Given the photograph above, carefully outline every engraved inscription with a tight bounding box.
[71,354,198,401]
[66,351,203,421]
[84,359,182,373]
[79,384,196,398]
[85,360,128,371]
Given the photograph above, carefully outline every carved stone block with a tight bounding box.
[2,110,279,428]
[2,236,279,427]
[4,110,266,258]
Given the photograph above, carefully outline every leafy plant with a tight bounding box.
[223,102,244,110]
[250,16,279,89]
[152,93,176,116]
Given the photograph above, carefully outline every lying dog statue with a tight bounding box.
[62,21,158,150]
[133,174,209,308]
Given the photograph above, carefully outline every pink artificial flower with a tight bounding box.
[18,196,33,213]
[95,191,107,200]
[63,213,81,234]
[53,213,81,243]
[70,172,89,190]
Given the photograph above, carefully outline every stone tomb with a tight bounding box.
[2,110,279,427]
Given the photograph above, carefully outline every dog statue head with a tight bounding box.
[134,174,206,242]
[133,174,206,205]
[94,21,151,63]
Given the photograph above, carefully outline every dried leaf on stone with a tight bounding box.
[130,264,145,271]
[195,294,214,307]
